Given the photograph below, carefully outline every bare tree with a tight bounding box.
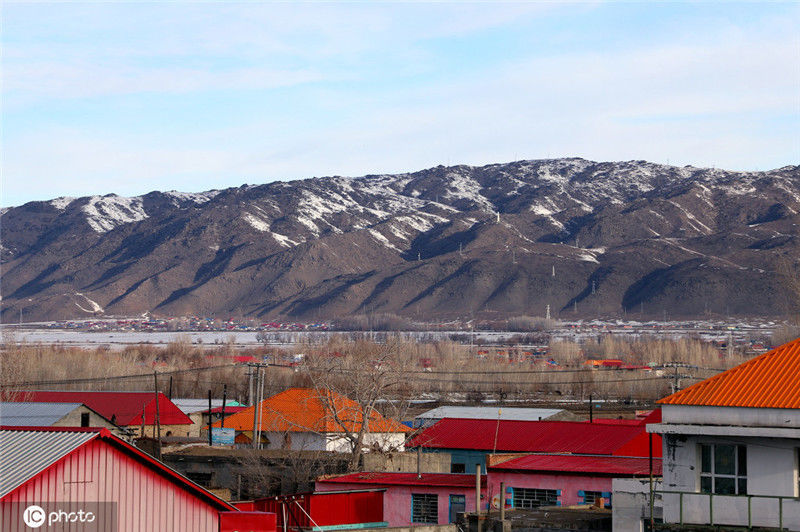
[301,337,414,470]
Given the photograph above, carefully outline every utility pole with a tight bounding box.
[221,384,227,429]
[545,305,551,321]
[153,371,162,460]
[208,389,213,447]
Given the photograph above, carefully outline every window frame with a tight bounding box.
[511,487,559,509]
[411,493,438,524]
[699,443,747,495]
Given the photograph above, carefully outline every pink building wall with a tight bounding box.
[1,439,228,532]
[315,482,483,527]
[487,471,615,507]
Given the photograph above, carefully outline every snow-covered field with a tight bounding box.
[1,319,779,350]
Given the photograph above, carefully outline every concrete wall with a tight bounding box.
[363,452,452,473]
[662,404,800,428]
[611,478,662,532]
[136,423,195,438]
[424,449,488,473]
[660,432,800,529]
[255,431,406,453]
[487,470,615,508]
[315,482,480,527]
[51,406,126,437]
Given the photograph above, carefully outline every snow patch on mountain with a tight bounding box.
[243,213,270,232]
[368,228,400,252]
[164,190,220,205]
[50,197,76,210]
[82,195,148,233]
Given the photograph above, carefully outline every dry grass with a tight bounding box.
[1,333,749,403]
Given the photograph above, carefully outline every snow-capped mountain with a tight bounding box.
[2,158,798,321]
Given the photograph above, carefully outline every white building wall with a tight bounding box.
[660,432,800,529]
[663,404,800,428]
[611,478,662,532]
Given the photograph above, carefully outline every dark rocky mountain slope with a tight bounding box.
[2,158,798,322]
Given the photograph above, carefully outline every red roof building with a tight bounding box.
[487,454,661,509]
[5,391,193,437]
[0,426,275,532]
[407,417,660,474]
[315,473,486,527]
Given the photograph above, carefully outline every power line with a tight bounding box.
[1,364,240,388]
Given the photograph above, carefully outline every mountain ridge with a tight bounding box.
[2,158,798,322]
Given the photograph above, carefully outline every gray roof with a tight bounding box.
[0,429,97,497]
[172,398,241,414]
[415,406,565,422]
[0,402,83,426]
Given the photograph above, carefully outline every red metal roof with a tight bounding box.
[658,337,800,408]
[5,391,193,426]
[407,418,653,456]
[317,472,484,488]
[489,454,662,476]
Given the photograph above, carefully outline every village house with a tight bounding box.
[315,472,485,527]
[5,390,194,437]
[0,426,276,532]
[210,388,410,452]
[172,398,245,438]
[648,336,800,529]
[487,453,661,509]
[0,401,126,437]
[407,416,660,473]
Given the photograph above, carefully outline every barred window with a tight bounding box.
[700,444,747,495]
[582,491,603,505]
[412,493,438,524]
[512,488,558,509]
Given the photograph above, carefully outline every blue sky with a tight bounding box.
[2,1,799,207]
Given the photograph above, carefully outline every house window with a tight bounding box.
[579,490,611,507]
[700,444,747,495]
[80,412,90,427]
[412,494,438,524]
[450,463,466,473]
[512,488,559,508]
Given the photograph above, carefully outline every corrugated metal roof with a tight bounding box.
[415,406,564,421]
[318,472,484,488]
[658,337,800,408]
[210,388,410,434]
[489,454,662,476]
[407,418,647,455]
[0,402,83,426]
[172,399,242,415]
[0,428,99,497]
[5,391,192,426]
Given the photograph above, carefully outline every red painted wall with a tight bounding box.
[1,439,225,532]
[253,491,384,530]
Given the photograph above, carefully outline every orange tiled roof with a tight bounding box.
[210,388,411,433]
[658,337,800,408]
